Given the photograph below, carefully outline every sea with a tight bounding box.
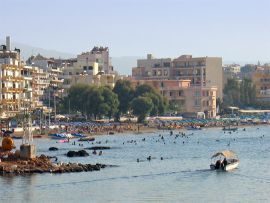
[1,126,270,203]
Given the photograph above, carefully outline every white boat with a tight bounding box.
[210,150,239,171]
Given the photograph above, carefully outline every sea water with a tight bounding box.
[1,126,270,203]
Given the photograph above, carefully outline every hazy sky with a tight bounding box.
[1,0,270,62]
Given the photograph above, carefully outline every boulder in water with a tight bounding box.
[49,147,58,151]
[67,150,89,157]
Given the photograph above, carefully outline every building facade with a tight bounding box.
[0,37,24,117]
[252,65,270,102]
[131,79,217,118]
[132,54,223,99]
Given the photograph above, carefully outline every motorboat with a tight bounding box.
[49,133,73,140]
[71,133,86,138]
[186,126,202,130]
[210,150,239,171]
[78,136,95,142]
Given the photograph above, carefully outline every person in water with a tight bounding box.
[215,160,221,169]
[222,158,228,169]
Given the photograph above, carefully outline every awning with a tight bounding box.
[211,150,237,159]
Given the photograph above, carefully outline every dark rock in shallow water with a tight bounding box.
[85,146,111,150]
[49,147,58,151]
[67,150,89,157]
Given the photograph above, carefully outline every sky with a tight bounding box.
[1,0,270,63]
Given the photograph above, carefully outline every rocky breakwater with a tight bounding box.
[0,154,108,175]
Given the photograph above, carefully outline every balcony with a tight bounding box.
[1,99,20,104]
[1,76,24,82]
[1,64,22,70]
[50,79,64,84]
[2,87,24,93]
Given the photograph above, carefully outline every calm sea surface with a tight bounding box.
[1,126,270,203]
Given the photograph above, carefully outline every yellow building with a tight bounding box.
[0,37,24,117]
[252,65,270,102]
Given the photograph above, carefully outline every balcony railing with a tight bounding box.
[1,99,20,104]
[1,87,24,93]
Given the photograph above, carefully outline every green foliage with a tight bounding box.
[113,80,134,120]
[223,78,256,108]
[131,96,153,123]
[62,80,167,122]
[63,84,119,120]
[168,100,182,113]
[134,84,156,97]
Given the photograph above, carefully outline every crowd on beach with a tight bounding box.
[57,122,141,135]
[47,115,270,136]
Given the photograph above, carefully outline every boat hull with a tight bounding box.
[210,161,239,171]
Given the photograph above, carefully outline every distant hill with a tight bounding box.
[0,40,75,61]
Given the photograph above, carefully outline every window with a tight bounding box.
[194,99,200,106]
[164,70,168,76]
[160,82,164,87]
[170,91,173,96]
[163,62,170,67]
[179,90,184,96]
[194,90,201,97]
[154,63,160,68]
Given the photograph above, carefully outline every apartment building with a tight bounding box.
[27,54,64,103]
[133,54,172,80]
[171,55,222,99]
[77,46,114,74]
[132,54,223,99]
[131,79,217,118]
[60,47,121,96]
[252,65,270,102]
[0,37,24,117]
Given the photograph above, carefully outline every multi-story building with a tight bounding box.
[252,65,270,102]
[60,47,121,96]
[133,54,172,80]
[0,37,24,117]
[131,79,217,118]
[77,46,114,74]
[171,55,222,99]
[132,54,223,99]
[27,54,64,104]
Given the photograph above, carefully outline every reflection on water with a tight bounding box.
[1,126,270,202]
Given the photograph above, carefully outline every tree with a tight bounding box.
[142,92,167,116]
[64,84,120,120]
[223,78,256,108]
[68,84,89,115]
[223,78,240,107]
[131,96,153,123]
[100,86,119,119]
[168,100,182,113]
[134,84,156,97]
[113,80,134,120]
[135,84,168,116]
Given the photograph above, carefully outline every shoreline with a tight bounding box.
[10,122,269,139]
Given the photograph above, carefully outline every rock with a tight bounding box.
[85,146,111,150]
[67,150,89,157]
[49,147,58,151]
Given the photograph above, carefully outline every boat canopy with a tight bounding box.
[211,150,237,159]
